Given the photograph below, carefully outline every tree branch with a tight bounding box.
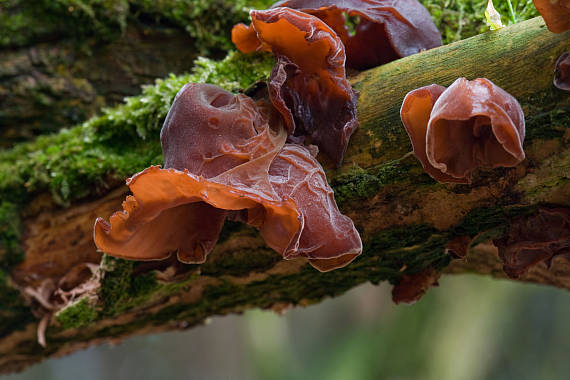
[0,17,568,374]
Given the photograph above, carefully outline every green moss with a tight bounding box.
[331,155,436,207]
[0,51,273,207]
[420,0,538,45]
[201,247,281,277]
[99,255,161,316]
[451,204,537,239]
[0,201,24,270]
[524,90,570,141]
[55,297,99,329]
[331,165,382,206]
[0,270,34,338]
[131,0,275,54]
[0,0,275,51]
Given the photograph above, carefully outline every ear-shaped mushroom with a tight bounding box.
[269,144,362,271]
[400,84,464,183]
[400,78,525,183]
[532,0,570,33]
[271,0,442,70]
[232,7,359,167]
[94,83,300,264]
[494,208,570,278]
[554,52,570,91]
[95,83,361,271]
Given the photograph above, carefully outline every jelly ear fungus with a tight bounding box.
[400,78,525,183]
[233,7,359,167]
[271,0,442,70]
[95,83,362,272]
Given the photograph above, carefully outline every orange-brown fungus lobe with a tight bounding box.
[533,0,570,33]
[401,78,525,183]
[269,144,362,271]
[95,83,361,271]
[232,7,358,167]
[272,0,442,70]
[494,208,570,278]
[94,83,300,264]
[554,52,570,91]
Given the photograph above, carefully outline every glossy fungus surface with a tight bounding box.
[400,78,525,183]
[233,7,359,167]
[495,208,570,278]
[533,0,570,33]
[95,83,361,271]
[272,0,442,70]
[95,83,299,264]
[269,144,362,271]
[554,52,570,91]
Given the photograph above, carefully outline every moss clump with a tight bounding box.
[524,90,570,141]
[99,255,160,316]
[0,0,275,52]
[55,297,99,330]
[0,270,34,338]
[201,247,282,277]
[0,51,273,207]
[420,0,538,45]
[0,201,24,270]
[332,165,382,207]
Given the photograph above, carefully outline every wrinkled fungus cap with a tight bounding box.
[269,144,362,271]
[554,52,570,91]
[95,83,361,271]
[401,78,525,183]
[233,7,359,167]
[271,0,442,70]
[95,84,300,264]
[532,0,570,33]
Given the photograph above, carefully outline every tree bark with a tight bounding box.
[0,17,568,374]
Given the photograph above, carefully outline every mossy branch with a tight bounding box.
[0,17,568,374]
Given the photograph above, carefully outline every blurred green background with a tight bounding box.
[4,274,569,380]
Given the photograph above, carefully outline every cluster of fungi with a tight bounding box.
[94,1,568,278]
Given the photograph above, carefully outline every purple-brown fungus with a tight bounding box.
[494,208,570,278]
[400,78,526,183]
[95,83,298,264]
[269,144,362,271]
[392,267,440,304]
[271,0,442,70]
[232,7,359,167]
[94,83,362,272]
[554,52,570,91]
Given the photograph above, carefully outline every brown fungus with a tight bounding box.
[95,83,361,271]
[268,144,362,271]
[554,52,570,91]
[494,208,570,278]
[533,0,570,33]
[271,0,442,70]
[392,267,440,304]
[232,7,359,167]
[94,83,300,264]
[400,78,525,183]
